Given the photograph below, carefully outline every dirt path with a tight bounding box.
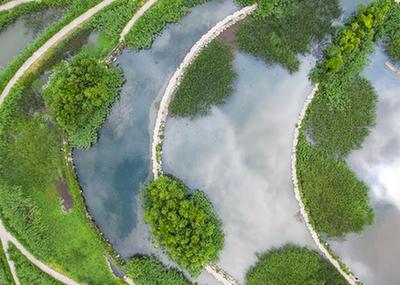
[0,221,80,285]
[0,0,116,105]
[119,0,158,42]
[0,0,34,12]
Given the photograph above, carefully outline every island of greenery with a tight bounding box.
[246,245,347,285]
[297,0,393,238]
[144,175,224,276]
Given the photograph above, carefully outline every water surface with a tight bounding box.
[0,7,64,68]
[163,52,316,282]
[330,47,400,285]
[74,0,240,258]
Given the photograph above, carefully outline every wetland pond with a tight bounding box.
[330,47,400,285]
[162,52,317,282]
[74,0,240,258]
[0,7,64,68]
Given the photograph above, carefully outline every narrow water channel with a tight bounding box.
[162,52,316,282]
[74,0,240,258]
[330,47,400,285]
[0,7,64,68]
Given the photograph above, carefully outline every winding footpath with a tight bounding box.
[0,0,34,12]
[150,5,257,285]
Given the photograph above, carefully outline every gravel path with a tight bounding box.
[0,0,34,12]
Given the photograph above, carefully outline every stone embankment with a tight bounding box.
[290,84,361,285]
[384,61,400,77]
[150,4,257,285]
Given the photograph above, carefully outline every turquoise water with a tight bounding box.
[0,7,64,68]
[74,0,240,258]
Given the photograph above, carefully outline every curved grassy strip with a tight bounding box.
[0,242,13,285]
[170,40,236,118]
[0,0,103,94]
[144,175,224,277]
[297,0,392,238]
[125,256,189,285]
[0,0,154,283]
[8,243,62,285]
[246,245,347,285]
[124,0,209,50]
[383,2,400,62]
[236,0,341,73]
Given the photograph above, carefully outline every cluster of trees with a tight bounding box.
[125,255,190,285]
[236,0,341,73]
[144,175,224,276]
[383,2,400,63]
[124,0,208,50]
[246,244,347,285]
[44,55,123,148]
[171,40,236,117]
[8,243,63,285]
[297,0,393,237]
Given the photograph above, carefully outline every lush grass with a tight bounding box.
[8,243,62,285]
[44,55,123,148]
[124,0,208,50]
[236,0,341,73]
[144,175,224,276]
[125,256,189,285]
[170,40,236,118]
[0,0,104,94]
[296,0,392,237]
[383,2,400,62]
[0,243,13,285]
[246,244,347,285]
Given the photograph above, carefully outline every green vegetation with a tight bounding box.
[0,0,104,94]
[297,0,393,237]
[383,2,400,63]
[125,256,189,285]
[124,0,208,50]
[44,55,123,148]
[8,243,62,285]
[237,0,341,73]
[170,40,236,117]
[0,243,13,285]
[246,245,347,285]
[144,175,224,276]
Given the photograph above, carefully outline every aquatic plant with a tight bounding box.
[246,244,347,285]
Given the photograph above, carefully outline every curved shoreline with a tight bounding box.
[150,5,257,285]
[290,85,361,285]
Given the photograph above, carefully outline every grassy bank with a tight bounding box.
[144,175,224,276]
[297,0,393,237]
[170,40,236,118]
[246,244,347,285]
[0,243,14,285]
[124,0,209,50]
[125,256,190,285]
[8,243,62,285]
[236,0,341,73]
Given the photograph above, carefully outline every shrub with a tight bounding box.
[246,244,347,285]
[237,0,341,72]
[144,175,224,276]
[125,256,189,285]
[44,55,123,148]
[170,40,236,117]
